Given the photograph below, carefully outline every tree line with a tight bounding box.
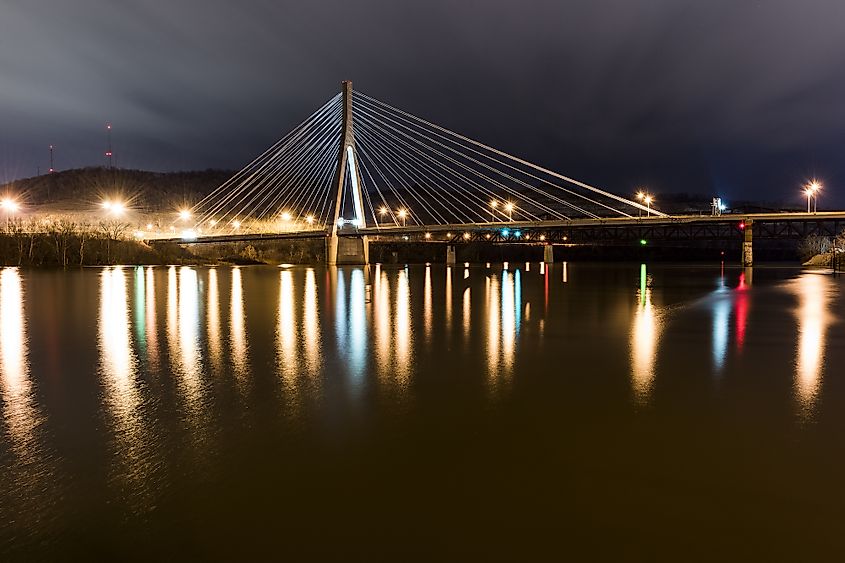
[0,218,190,267]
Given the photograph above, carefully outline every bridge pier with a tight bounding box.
[446,245,456,265]
[742,220,753,267]
[543,244,554,264]
[327,235,369,265]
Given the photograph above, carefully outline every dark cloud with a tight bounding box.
[1,0,844,205]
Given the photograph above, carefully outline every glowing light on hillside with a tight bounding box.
[1,199,20,213]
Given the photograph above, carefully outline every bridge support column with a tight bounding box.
[543,244,554,264]
[741,220,753,267]
[446,245,456,265]
[327,235,369,265]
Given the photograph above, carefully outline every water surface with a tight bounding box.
[1,263,843,560]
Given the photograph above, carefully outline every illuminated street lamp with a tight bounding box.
[504,201,514,221]
[179,209,191,221]
[636,191,653,217]
[305,214,315,225]
[805,180,821,213]
[1,198,20,213]
[397,208,407,227]
[490,199,498,222]
[280,211,292,222]
[232,220,241,229]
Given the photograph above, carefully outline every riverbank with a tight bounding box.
[803,252,843,269]
[0,232,202,267]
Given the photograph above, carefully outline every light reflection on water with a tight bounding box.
[792,273,835,419]
[0,268,38,454]
[2,263,845,559]
[229,267,249,379]
[630,263,661,402]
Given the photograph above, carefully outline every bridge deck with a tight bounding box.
[149,211,845,244]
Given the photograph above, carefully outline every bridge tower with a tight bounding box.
[327,80,369,265]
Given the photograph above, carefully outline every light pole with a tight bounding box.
[636,191,645,217]
[490,200,498,222]
[398,209,407,227]
[379,206,388,224]
[504,202,514,221]
[807,180,822,213]
[643,195,653,217]
[805,180,821,213]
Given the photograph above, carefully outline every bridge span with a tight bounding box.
[151,211,845,266]
[171,81,844,266]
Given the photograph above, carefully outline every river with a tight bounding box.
[1,263,843,560]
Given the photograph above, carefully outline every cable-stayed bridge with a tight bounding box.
[170,81,845,266]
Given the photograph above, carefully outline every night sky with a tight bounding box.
[2,0,844,206]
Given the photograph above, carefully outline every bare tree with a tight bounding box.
[51,219,77,268]
[98,220,130,264]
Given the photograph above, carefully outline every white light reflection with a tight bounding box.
[486,274,500,377]
[230,267,249,379]
[99,267,156,504]
[0,268,38,453]
[166,266,178,346]
[178,267,203,395]
[145,267,159,369]
[501,270,515,372]
[711,276,730,372]
[462,287,471,341]
[374,269,391,375]
[630,264,661,403]
[277,269,297,379]
[445,266,453,331]
[348,269,367,379]
[424,265,432,341]
[99,268,137,392]
[302,269,321,376]
[395,268,411,380]
[793,274,834,419]
[207,269,222,371]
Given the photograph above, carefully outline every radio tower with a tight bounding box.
[49,144,55,173]
[105,122,113,169]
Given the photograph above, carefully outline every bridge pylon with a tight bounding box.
[327,80,369,265]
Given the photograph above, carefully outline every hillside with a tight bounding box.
[1,167,235,212]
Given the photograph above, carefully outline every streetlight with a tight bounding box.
[397,209,407,227]
[379,206,388,223]
[1,198,20,213]
[103,200,125,216]
[636,191,653,217]
[504,201,514,221]
[179,209,191,221]
[490,200,498,222]
[305,214,315,225]
[232,220,241,229]
[280,211,291,221]
[805,180,821,213]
